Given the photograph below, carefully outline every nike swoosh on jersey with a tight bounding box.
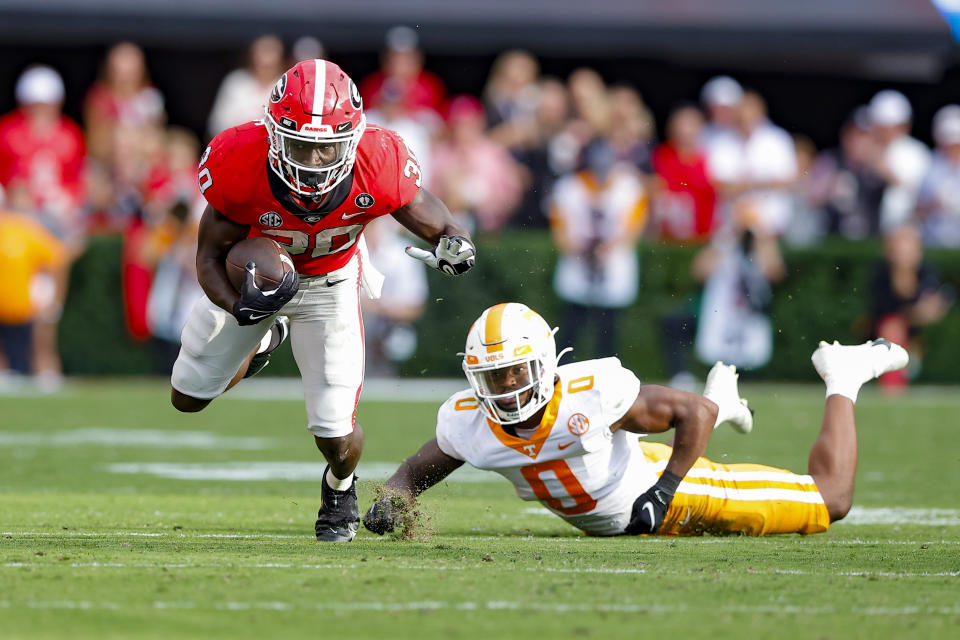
[341,211,365,220]
[326,278,348,287]
[557,441,577,450]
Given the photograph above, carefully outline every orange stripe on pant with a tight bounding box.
[639,442,831,536]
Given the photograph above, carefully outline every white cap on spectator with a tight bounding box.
[700,75,743,107]
[933,104,960,146]
[15,65,65,105]
[869,90,912,127]
[385,25,419,52]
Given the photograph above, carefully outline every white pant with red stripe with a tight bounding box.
[171,252,364,438]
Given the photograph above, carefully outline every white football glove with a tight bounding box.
[405,235,476,276]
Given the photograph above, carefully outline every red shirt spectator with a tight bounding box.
[359,26,446,117]
[0,67,86,228]
[652,105,717,243]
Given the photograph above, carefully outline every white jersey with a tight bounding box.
[436,357,657,536]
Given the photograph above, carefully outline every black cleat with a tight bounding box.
[315,466,359,542]
[244,316,290,379]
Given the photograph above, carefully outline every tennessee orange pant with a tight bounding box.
[639,442,830,536]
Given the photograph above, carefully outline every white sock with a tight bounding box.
[824,377,863,404]
[325,468,354,490]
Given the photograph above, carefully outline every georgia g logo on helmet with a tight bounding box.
[270,74,287,103]
[349,80,362,110]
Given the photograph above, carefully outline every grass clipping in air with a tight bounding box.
[371,483,433,541]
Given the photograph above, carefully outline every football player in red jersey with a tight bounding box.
[169,59,476,542]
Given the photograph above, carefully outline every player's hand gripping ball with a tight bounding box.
[225,237,299,326]
[405,235,476,276]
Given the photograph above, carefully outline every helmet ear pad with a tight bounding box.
[461,303,559,425]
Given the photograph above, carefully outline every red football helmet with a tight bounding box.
[264,59,366,197]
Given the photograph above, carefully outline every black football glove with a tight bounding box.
[231,261,299,326]
[405,235,476,276]
[624,471,683,535]
[362,499,396,535]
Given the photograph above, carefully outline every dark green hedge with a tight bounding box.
[60,233,960,382]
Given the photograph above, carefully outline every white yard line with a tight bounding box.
[1,599,958,615]
[0,428,276,450]
[103,461,496,482]
[3,559,956,579]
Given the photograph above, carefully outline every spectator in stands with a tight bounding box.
[360,26,446,118]
[144,197,203,371]
[140,128,204,368]
[869,224,952,392]
[652,103,717,243]
[805,106,887,240]
[567,67,611,144]
[207,34,286,138]
[428,95,523,233]
[868,90,931,232]
[699,75,743,148]
[550,138,648,359]
[915,104,960,247]
[692,206,785,372]
[606,85,656,174]
[0,196,67,388]
[483,50,541,148]
[707,90,798,236]
[361,218,429,377]
[507,77,575,229]
[784,133,823,247]
[0,65,87,390]
[84,42,165,167]
[365,77,438,185]
[290,36,326,65]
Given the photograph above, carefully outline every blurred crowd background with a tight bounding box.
[2,0,960,393]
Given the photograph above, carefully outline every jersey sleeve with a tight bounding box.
[197,128,235,214]
[596,357,642,425]
[386,129,422,210]
[434,396,467,461]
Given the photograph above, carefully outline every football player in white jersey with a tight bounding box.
[363,302,909,537]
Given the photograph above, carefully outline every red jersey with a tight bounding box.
[199,122,421,275]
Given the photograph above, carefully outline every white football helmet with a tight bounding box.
[462,303,560,425]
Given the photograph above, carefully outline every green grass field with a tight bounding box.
[1,379,958,639]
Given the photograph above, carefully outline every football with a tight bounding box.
[225,237,295,293]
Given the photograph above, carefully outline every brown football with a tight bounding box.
[225,237,294,292]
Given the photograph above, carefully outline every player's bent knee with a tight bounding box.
[824,493,853,523]
[171,388,212,413]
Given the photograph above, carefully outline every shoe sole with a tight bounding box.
[316,527,358,542]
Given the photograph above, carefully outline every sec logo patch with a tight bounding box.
[259,212,283,227]
[568,413,590,436]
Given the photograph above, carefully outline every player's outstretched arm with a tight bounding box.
[612,385,718,534]
[392,189,476,276]
[362,438,463,535]
[196,205,250,313]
